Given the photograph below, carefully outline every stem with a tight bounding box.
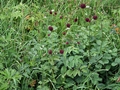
[48,78,57,90]
[88,25,91,59]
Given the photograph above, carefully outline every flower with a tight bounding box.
[44,16,47,18]
[77,42,80,44]
[66,42,69,44]
[63,32,66,35]
[51,9,54,12]
[48,34,51,36]
[80,4,86,9]
[85,18,91,22]
[93,15,98,20]
[66,23,71,28]
[48,50,52,54]
[60,50,64,54]
[74,18,78,22]
[60,15,63,19]
[54,12,57,15]
[48,26,53,31]
[49,11,52,14]
[86,6,90,8]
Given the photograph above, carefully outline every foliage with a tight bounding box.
[0,0,120,90]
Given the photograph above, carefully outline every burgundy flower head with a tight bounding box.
[66,23,71,28]
[50,11,52,14]
[93,15,98,20]
[54,12,57,15]
[66,42,69,45]
[60,16,63,19]
[74,18,78,22]
[85,18,91,22]
[80,4,86,9]
[48,34,51,36]
[48,26,53,31]
[60,50,64,54]
[48,50,52,54]
[77,42,80,44]
[63,32,66,35]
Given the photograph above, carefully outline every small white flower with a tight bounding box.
[44,16,47,18]
[40,47,43,50]
[86,6,90,8]
[51,9,54,12]
[66,28,70,30]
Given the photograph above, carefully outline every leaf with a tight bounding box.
[72,70,78,77]
[112,58,120,66]
[29,17,35,22]
[91,73,102,85]
[89,57,97,64]
[103,53,112,59]
[111,62,117,66]
[11,11,22,18]
[96,40,102,45]
[66,70,73,77]
[61,66,67,74]
[69,60,74,69]
[95,64,102,69]
[65,78,75,88]
[0,63,4,69]
[114,58,120,63]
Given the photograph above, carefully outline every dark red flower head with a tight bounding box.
[63,32,66,35]
[50,11,52,14]
[54,12,57,15]
[60,15,63,19]
[85,18,91,22]
[66,23,71,28]
[60,50,64,54]
[48,34,51,36]
[80,4,86,9]
[48,50,52,54]
[74,18,78,22]
[77,42,80,44]
[66,42,69,44]
[93,15,98,20]
[48,26,53,31]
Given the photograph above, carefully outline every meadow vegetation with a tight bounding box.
[0,0,120,90]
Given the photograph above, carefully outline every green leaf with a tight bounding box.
[114,58,120,63]
[0,63,4,69]
[105,65,111,70]
[72,69,78,77]
[95,64,102,69]
[91,73,102,85]
[66,70,73,77]
[112,58,120,66]
[61,66,67,74]
[111,62,117,66]
[96,40,102,45]
[103,53,112,59]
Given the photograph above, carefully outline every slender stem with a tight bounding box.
[48,78,57,90]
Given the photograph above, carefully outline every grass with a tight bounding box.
[0,0,120,90]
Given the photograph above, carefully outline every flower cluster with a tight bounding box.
[47,3,98,55]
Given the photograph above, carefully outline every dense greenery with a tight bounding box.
[0,0,120,90]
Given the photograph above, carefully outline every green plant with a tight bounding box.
[0,0,120,90]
